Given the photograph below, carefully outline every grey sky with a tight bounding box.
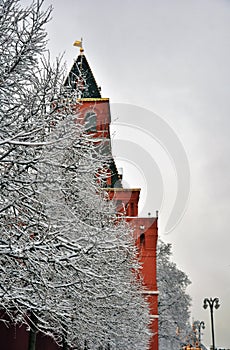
[24,0,230,347]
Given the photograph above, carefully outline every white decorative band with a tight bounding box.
[150,315,159,319]
[142,290,159,295]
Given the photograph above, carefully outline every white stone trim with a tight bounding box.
[142,290,159,295]
[150,315,159,319]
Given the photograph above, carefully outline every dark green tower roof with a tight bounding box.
[64,53,101,98]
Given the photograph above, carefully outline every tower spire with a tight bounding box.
[65,41,101,98]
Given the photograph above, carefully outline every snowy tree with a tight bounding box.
[37,117,152,349]
[0,0,69,347]
[157,239,191,350]
[0,1,151,349]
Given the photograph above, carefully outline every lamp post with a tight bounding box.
[193,320,205,345]
[203,297,220,350]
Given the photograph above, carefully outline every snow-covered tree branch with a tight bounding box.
[157,239,191,350]
[0,1,151,349]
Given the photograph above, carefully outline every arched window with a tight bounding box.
[84,111,97,131]
[140,233,145,246]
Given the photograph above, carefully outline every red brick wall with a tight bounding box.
[0,320,59,350]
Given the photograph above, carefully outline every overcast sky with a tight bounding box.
[25,0,230,347]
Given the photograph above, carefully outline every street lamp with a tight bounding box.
[193,320,205,345]
[203,297,220,350]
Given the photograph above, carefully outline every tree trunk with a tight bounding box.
[62,336,68,350]
[28,312,37,350]
[62,324,68,350]
[28,329,37,350]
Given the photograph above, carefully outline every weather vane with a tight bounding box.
[73,38,84,53]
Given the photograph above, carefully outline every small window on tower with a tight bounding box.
[84,111,97,131]
[140,233,145,246]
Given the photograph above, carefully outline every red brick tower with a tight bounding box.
[65,47,159,350]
